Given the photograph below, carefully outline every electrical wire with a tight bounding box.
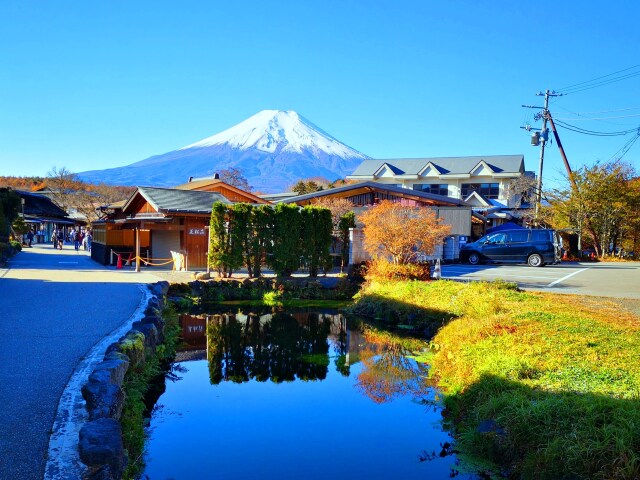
[559,64,640,95]
[554,119,638,136]
[608,132,640,162]
[554,113,640,121]
[562,106,640,115]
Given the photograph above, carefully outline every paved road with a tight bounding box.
[441,261,640,299]
[0,244,160,480]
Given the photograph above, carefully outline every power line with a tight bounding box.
[554,113,640,121]
[562,70,640,95]
[559,64,640,94]
[554,119,638,136]
[608,132,640,162]
[562,106,640,115]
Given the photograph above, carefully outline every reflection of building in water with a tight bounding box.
[180,315,207,350]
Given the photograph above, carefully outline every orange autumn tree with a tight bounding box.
[360,200,451,265]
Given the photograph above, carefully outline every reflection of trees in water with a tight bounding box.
[356,329,430,404]
[206,312,337,384]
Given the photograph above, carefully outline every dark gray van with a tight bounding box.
[460,229,562,267]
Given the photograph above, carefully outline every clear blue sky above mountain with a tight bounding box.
[2,0,639,190]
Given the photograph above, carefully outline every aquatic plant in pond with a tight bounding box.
[142,309,475,479]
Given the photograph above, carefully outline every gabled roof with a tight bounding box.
[15,190,70,219]
[122,187,231,215]
[280,181,467,207]
[173,177,269,204]
[348,155,524,178]
[463,191,493,207]
[470,159,497,175]
[417,161,447,176]
[373,163,404,177]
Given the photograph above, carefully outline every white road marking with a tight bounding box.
[444,272,559,280]
[546,268,589,287]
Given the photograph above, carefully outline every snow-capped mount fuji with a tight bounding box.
[78,110,370,193]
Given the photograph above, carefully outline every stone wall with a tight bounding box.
[77,281,169,480]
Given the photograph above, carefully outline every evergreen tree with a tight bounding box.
[230,203,254,276]
[302,206,333,277]
[249,205,274,277]
[208,201,230,276]
[269,204,302,276]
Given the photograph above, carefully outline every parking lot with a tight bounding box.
[441,261,640,299]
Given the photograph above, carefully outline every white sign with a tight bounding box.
[188,228,206,236]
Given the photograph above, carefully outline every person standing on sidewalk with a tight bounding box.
[74,229,81,251]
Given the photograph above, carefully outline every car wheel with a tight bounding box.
[527,253,544,267]
[467,252,481,265]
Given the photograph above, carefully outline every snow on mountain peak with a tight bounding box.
[179,110,367,158]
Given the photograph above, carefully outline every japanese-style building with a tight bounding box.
[14,190,74,243]
[280,181,487,263]
[92,178,268,269]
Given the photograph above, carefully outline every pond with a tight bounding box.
[142,309,475,479]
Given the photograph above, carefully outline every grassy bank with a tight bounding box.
[120,306,181,479]
[351,279,640,479]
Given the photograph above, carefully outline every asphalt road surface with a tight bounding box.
[0,244,159,480]
[441,261,640,299]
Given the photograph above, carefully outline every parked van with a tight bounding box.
[459,229,562,267]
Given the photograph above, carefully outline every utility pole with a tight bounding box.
[522,90,562,219]
[534,90,551,217]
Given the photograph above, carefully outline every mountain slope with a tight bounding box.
[78,110,369,193]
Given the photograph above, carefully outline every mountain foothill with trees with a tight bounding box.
[0,167,136,224]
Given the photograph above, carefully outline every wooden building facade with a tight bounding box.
[92,186,234,269]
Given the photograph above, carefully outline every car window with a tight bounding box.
[531,230,550,242]
[508,231,529,243]
[487,233,506,244]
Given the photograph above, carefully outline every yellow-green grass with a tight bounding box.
[351,279,640,479]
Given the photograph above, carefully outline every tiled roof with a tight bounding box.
[15,190,69,218]
[134,187,231,214]
[349,155,524,177]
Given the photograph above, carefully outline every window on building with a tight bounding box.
[461,183,499,199]
[413,184,449,196]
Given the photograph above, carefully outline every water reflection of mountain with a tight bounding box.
[179,311,359,384]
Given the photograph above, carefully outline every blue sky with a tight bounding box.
[1,0,639,190]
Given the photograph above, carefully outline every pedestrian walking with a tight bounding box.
[74,230,81,251]
[26,229,34,248]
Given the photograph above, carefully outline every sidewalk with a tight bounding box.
[0,244,161,480]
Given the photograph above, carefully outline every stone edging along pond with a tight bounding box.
[77,281,169,480]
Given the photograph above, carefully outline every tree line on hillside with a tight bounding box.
[0,167,135,223]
